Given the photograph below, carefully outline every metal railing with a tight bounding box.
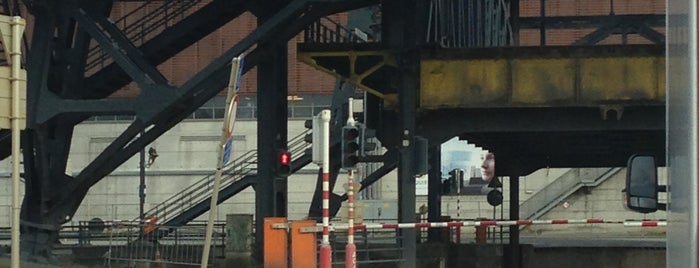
[138,129,311,225]
[85,0,202,72]
[328,229,404,266]
[103,222,225,267]
[304,16,369,44]
[520,168,621,220]
[426,0,513,48]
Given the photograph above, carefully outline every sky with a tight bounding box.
[440,137,487,178]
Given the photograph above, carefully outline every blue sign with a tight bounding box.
[222,138,233,165]
[235,56,245,93]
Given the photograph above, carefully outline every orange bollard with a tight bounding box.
[264,217,288,268]
[291,220,317,268]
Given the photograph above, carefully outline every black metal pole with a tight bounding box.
[510,0,520,45]
[508,175,520,268]
[139,131,145,222]
[540,0,546,46]
[254,11,289,263]
[427,145,442,242]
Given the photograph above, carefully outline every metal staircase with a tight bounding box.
[85,0,201,72]
[137,129,312,227]
[85,0,248,96]
[520,167,622,220]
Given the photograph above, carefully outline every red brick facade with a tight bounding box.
[104,1,664,98]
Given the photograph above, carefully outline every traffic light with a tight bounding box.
[276,150,291,176]
[359,126,377,155]
[341,126,360,169]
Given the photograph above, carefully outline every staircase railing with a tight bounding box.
[85,0,202,72]
[520,167,621,220]
[138,129,311,224]
[304,16,368,44]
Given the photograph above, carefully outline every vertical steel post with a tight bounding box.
[539,0,546,46]
[139,132,145,222]
[510,0,520,45]
[427,145,442,242]
[508,176,520,268]
[10,16,24,268]
[255,23,289,263]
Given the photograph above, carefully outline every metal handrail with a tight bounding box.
[138,129,312,224]
[85,0,201,72]
[304,16,367,44]
[141,150,257,223]
[520,168,620,220]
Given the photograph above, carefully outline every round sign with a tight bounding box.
[487,189,503,207]
[223,95,239,137]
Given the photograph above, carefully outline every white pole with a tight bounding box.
[345,97,356,268]
[347,98,355,127]
[345,169,356,268]
[10,16,24,268]
[319,109,332,268]
[201,56,243,268]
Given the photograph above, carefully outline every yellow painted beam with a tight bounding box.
[420,56,665,109]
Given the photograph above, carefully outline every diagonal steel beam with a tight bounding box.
[340,149,399,201]
[54,0,349,210]
[86,0,249,97]
[635,23,666,44]
[572,22,619,45]
[72,8,167,88]
[55,0,380,219]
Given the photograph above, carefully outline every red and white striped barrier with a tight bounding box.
[285,219,666,232]
[276,219,668,234]
[347,219,609,230]
[622,221,667,227]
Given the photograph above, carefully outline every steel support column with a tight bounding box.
[510,0,519,45]
[381,0,428,268]
[254,11,289,263]
[427,145,442,242]
[383,0,427,266]
[507,175,520,268]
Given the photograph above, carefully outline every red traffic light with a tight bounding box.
[279,151,291,166]
[344,128,359,140]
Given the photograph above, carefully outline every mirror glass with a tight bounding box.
[625,155,658,213]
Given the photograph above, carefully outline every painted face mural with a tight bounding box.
[481,153,495,182]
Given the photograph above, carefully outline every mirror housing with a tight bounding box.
[625,154,659,213]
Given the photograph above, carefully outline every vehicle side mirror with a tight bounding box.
[625,154,659,213]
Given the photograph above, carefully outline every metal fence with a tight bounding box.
[103,222,225,267]
[426,0,513,48]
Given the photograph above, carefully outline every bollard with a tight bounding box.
[264,218,288,268]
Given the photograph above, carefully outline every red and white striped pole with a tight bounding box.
[345,169,357,268]
[623,220,667,227]
[339,218,620,230]
[319,110,332,268]
[344,98,357,268]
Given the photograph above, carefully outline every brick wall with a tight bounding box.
[105,1,664,98]
[519,0,665,46]
[109,3,346,98]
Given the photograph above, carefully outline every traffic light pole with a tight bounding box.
[346,169,357,268]
[319,110,332,268]
[344,98,357,268]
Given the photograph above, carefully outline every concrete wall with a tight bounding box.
[0,118,667,234]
